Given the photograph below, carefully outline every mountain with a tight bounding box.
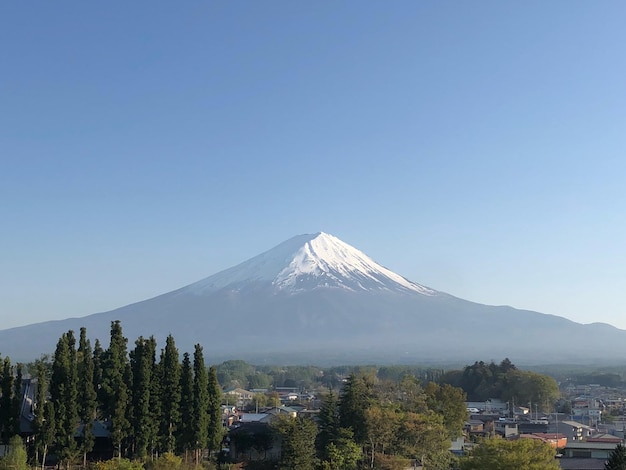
[1,232,625,365]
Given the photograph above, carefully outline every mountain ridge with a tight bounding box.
[1,232,625,365]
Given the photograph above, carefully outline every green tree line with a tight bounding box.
[440,358,560,409]
[4,321,223,469]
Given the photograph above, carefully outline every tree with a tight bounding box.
[424,382,467,439]
[396,411,451,470]
[92,338,104,414]
[77,327,97,467]
[129,336,155,459]
[459,437,560,470]
[38,401,56,470]
[0,356,15,443]
[316,390,340,456]
[338,373,375,445]
[605,443,626,470]
[207,366,223,457]
[502,370,560,411]
[364,405,398,465]
[191,345,209,464]
[321,429,361,470]
[31,358,51,468]
[216,360,255,389]
[158,334,181,453]
[272,415,318,470]
[92,458,144,470]
[11,363,23,437]
[177,352,194,458]
[101,321,130,458]
[396,375,427,413]
[50,331,79,467]
[0,435,29,470]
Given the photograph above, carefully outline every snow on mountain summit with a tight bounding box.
[186,232,434,295]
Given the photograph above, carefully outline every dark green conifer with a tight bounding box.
[316,389,339,456]
[272,415,318,470]
[338,373,375,445]
[177,352,194,458]
[0,356,15,443]
[158,334,181,453]
[144,337,159,459]
[101,321,130,458]
[77,327,97,466]
[191,345,209,464]
[40,401,56,470]
[130,336,154,459]
[92,338,104,412]
[31,359,49,467]
[10,363,23,437]
[206,365,223,457]
[50,331,79,467]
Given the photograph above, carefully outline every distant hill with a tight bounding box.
[2,232,625,365]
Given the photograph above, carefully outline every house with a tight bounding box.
[224,387,256,407]
[562,441,618,459]
[559,420,594,441]
[518,420,549,434]
[586,433,623,444]
[494,418,518,438]
[263,406,298,418]
[558,458,608,470]
[238,412,271,424]
[465,419,485,434]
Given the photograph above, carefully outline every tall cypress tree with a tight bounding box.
[102,321,130,458]
[143,337,159,460]
[11,362,23,437]
[206,366,223,457]
[177,352,194,458]
[0,357,13,444]
[0,356,15,443]
[50,331,79,467]
[92,338,104,415]
[130,336,154,459]
[32,359,49,467]
[158,334,181,453]
[0,355,4,440]
[191,345,209,464]
[77,327,97,467]
[40,401,56,470]
[9,362,24,436]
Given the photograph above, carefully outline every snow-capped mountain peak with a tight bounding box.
[186,232,434,295]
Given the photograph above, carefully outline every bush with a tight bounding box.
[146,452,183,470]
[0,436,29,470]
[373,453,412,470]
[92,458,145,470]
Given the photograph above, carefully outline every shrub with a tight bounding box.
[92,458,145,470]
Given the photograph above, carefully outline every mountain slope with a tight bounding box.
[1,232,625,364]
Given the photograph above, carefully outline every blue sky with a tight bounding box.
[2,2,626,330]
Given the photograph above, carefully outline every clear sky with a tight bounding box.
[2,2,626,330]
